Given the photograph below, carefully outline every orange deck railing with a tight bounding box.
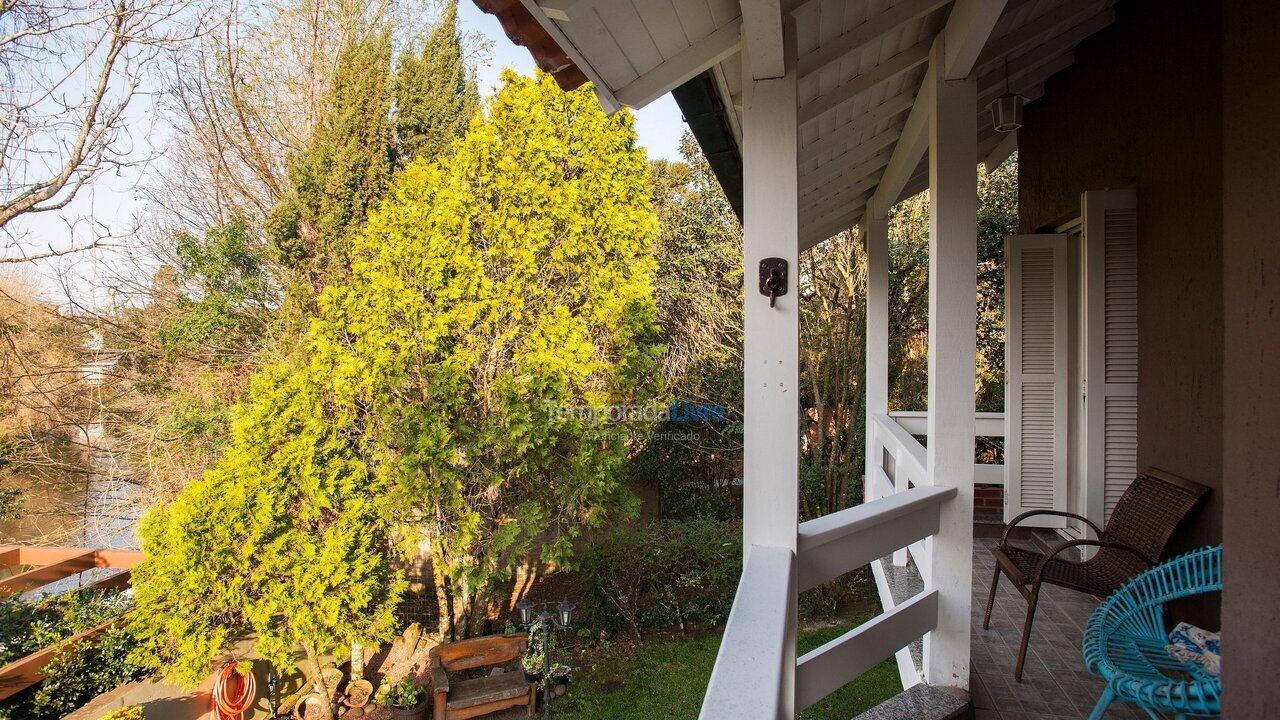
[0,546,144,701]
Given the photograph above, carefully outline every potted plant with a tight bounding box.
[549,663,571,687]
[342,678,374,709]
[521,650,544,683]
[375,676,427,719]
[99,708,144,720]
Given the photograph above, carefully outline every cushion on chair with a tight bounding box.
[446,672,530,710]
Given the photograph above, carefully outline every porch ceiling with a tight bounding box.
[475,0,1116,249]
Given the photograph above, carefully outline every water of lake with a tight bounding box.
[0,420,141,550]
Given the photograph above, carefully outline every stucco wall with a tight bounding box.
[1222,2,1280,716]
[1017,0,1224,558]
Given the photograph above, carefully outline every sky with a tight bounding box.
[457,4,688,163]
[7,3,692,304]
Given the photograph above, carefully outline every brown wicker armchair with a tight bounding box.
[982,467,1209,681]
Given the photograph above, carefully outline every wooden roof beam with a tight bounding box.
[800,128,898,190]
[803,51,1057,219]
[982,130,1017,171]
[802,158,889,212]
[796,0,950,80]
[616,18,744,108]
[976,7,1113,96]
[802,175,883,224]
[741,0,786,79]
[868,0,1004,217]
[942,0,1009,80]
[517,0,622,112]
[535,0,580,22]
[978,51,1072,108]
[974,0,1108,71]
[868,56,933,218]
[800,191,874,250]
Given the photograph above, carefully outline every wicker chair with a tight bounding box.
[1082,545,1222,720]
[982,467,1209,681]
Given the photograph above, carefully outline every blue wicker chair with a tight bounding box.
[1082,545,1222,720]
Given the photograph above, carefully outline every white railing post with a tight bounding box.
[864,213,889,491]
[741,22,798,719]
[865,421,881,503]
[866,215,908,565]
[922,37,977,690]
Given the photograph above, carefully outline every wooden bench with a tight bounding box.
[429,634,535,720]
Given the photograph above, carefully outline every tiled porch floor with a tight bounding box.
[970,537,1143,720]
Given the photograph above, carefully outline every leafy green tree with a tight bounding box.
[635,133,743,521]
[795,155,1018,519]
[648,134,742,408]
[975,156,1018,412]
[884,155,1017,412]
[799,230,867,519]
[267,31,396,288]
[394,0,479,165]
[155,219,279,359]
[131,70,660,696]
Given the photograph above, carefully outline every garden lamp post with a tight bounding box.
[515,597,575,720]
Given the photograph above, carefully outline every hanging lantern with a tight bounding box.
[989,93,1024,133]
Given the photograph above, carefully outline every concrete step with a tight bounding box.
[852,683,970,720]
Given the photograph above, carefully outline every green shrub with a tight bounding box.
[0,625,141,720]
[578,520,741,638]
[0,590,130,666]
[577,519,877,638]
[0,590,139,720]
[629,424,742,522]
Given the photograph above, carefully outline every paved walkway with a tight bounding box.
[970,538,1143,720]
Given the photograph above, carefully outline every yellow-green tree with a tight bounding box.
[130,70,660,696]
[335,69,661,637]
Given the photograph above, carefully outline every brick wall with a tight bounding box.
[973,483,1004,512]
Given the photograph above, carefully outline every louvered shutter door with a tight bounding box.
[1004,234,1070,526]
[1082,188,1138,525]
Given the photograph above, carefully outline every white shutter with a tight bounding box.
[1004,234,1070,526]
[1082,188,1138,525]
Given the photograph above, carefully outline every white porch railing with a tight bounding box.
[885,410,1006,485]
[699,414,957,719]
[700,545,796,719]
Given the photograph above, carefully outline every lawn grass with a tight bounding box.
[554,619,901,720]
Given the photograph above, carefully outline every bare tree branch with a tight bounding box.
[0,0,215,234]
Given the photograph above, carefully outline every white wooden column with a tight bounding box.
[741,28,799,718]
[922,38,977,690]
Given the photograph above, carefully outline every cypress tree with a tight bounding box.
[267,30,395,288]
[394,0,479,165]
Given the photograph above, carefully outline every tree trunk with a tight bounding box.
[432,554,454,640]
[466,590,490,638]
[302,643,338,719]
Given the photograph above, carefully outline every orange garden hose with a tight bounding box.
[213,663,256,720]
